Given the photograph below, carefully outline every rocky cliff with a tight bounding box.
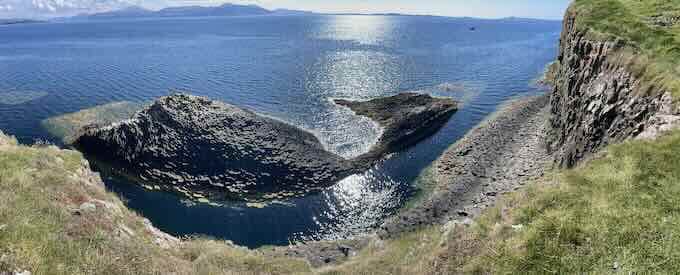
[547,6,680,168]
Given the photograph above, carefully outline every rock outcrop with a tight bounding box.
[547,7,680,167]
[335,93,458,167]
[74,93,457,199]
[74,94,354,198]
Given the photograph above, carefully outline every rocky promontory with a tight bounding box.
[73,93,457,200]
[335,93,458,167]
[74,94,353,198]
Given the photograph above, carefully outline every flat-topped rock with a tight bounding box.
[73,93,457,200]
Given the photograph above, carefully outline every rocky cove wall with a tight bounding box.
[548,8,680,168]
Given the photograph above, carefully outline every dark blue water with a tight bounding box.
[0,15,560,248]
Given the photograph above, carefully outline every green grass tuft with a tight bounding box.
[453,131,680,273]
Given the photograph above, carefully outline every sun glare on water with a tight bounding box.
[317,15,396,46]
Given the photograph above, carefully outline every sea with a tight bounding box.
[0,14,560,248]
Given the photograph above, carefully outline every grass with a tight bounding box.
[0,131,311,274]
[323,130,680,274]
[0,133,168,274]
[571,0,680,99]
[428,130,680,274]
[320,227,444,274]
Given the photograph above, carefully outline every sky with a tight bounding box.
[0,0,571,20]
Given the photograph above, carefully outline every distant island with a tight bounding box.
[1,3,565,24]
[29,3,566,22]
[75,6,441,21]
[0,19,44,25]
[64,4,314,21]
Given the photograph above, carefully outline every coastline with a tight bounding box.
[274,93,554,266]
[379,93,552,237]
[4,0,680,271]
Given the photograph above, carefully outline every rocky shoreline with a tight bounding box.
[278,94,553,266]
[288,3,680,268]
[66,91,553,266]
[379,94,552,237]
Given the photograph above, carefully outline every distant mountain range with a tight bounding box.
[65,3,315,20]
[0,3,561,23]
[0,19,44,25]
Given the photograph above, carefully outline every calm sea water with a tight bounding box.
[0,15,560,248]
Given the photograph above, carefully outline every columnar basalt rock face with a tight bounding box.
[547,8,680,168]
[335,93,458,167]
[74,93,457,199]
[74,94,355,198]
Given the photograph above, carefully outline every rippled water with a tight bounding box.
[0,15,560,248]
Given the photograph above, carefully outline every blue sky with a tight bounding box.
[0,0,571,19]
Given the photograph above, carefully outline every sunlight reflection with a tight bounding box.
[309,169,402,240]
[317,15,396,45]
[306,50,401,157]
[300,16,401,158]
[314,100,382,158]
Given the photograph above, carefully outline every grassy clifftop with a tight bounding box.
[326,131,680,274]
[573,0,680,50]
[446,131,680,273]
[571,0,680,98]
[0,132,310,274]
[421,1,680,272]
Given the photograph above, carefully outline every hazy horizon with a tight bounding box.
[0,0,570,20]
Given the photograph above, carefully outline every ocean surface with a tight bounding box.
[0,15,560,248]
